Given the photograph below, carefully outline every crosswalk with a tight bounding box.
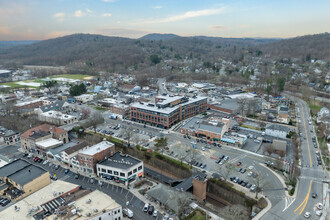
[283,197,295,212]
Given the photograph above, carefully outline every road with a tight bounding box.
[157,78,168,95]
[262,97,328,220]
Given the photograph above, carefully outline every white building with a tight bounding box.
[265,124,291,139]
[38,111,78,126]
[75,94,94,103]
[97,151,143,186]
[74,190,122,220]
[60,141,89,167]
[0,126,20,145]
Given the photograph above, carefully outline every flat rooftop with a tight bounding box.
[98,151,142,170]
[131,96,207,115]
[8,164,48,186]
[0,180,79,219]
[80,141,114,156]
[69,190,121,219]
[36,138,63,149]
[0,159,30,178]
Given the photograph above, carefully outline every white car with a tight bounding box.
[315,210,322,216]
[153,210,158,217]
[201,147,205,151]
[316,203,323,210]
[304,212,311,218]
[163,215,169,220]
[248,166,254,170]
[248,171,253,177]
[43,160,48,165]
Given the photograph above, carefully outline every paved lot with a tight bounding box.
[20,156,164,220]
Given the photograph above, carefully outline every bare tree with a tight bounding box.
[81,108,91,119]
[87,111,105,133]
[277,150,286,159]
[237,98,247,116]
[301,86,314,103]
[222,163,235,182]
[176,193,193,219]
[249,171,267,199]
[263,144,275,155]
[120,125,135,147]
[187,148,198,168]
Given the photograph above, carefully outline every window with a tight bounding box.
[133,168,137,173]
[118,209,120,213]
[120,172,125,177]
[114,171,119,175]
[128,171,132,176]
[101,168,106,173]
[107,169,112,174]
[114,211,117,214]
[138,165,142,170]
[99,217,101,220]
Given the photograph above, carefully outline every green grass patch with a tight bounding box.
[308,101,322,115]
[94,106,108,111]
[50,74,93,80]
[241,124,261,131]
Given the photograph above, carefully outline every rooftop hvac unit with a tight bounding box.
[93,208,98,213]
[86,199,91,204]
[86,212,91,217]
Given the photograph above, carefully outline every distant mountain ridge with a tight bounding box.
[0,40,39,49]
[0,32,328,69]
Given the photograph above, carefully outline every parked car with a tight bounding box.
[64,169,70,174]
[37,158,43,163]
[143,203,149,212]
[75,174,80,179]
[311,193,317,198]
[90,178,95,184]
[240,168,246,174]
[223,156,229,161]
[153,210,158,217]
[236,162,242,166]
[54,165,60,170]
[148,205,154,215]
[33,157,39,162]
[42,160,48,165]
[303,212,311,219]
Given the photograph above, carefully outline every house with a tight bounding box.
[262,100,271,110]
[97,151,143,185]
[77,140,115,174]
[0,126,20,145]
[0,159,50,201]
[20,124,68,151]
[74,94,94,103]
[278,113,290,124]
[318,107,329,117]
[265,124,291,139]
[61,141,89,168]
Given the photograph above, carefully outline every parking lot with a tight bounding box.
[21,155,164,220]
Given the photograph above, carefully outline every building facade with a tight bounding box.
[77,140,115,174]
[0,126,20,145]
[38,111,78,126]
[97,151,143,185]
[130,95,207,129]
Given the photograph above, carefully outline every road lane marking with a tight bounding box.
[301,104,312,167]
[294,180,312,214]
[283,197,296,212]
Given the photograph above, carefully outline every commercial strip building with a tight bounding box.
[97,151,144,185]
[221,133,248,147]
[77,140,115,175]
[180,117,230,141]
[0,159,50,201]
[98,98,130,118]
[74,94,94,103]
[20,124,69,152]
[38,110,78,126]
[130,95,207,129]
[61,141,89,168]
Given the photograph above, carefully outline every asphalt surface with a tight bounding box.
[262,97,328,220]
[19,157,163,220]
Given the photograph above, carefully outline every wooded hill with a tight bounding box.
[0,33,328,69]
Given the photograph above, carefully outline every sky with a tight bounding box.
[0,0,329,41]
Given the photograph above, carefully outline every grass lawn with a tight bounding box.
[50,74,94,80]
[94,106,108,111]
[308,100,322,115]
[192,215,206,220]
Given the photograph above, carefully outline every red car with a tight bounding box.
[236,162,242,166]
[33,157,39,162]
[208,142,212,145]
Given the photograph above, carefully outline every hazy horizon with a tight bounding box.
[0,0,329,41]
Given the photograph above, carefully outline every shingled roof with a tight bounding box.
[21,124,67,139]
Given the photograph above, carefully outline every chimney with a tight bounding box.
[28,170,31,172]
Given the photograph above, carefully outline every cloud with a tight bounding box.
[102,0,116,2]
[53,12,65,22]
[151,6,163,9]
[74,10,85,17]
[85,8,92,13]
[102,13,112,17]
[148,7,226,23]
[209,25,228,31]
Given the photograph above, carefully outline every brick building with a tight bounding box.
[77,140,115,175]
[130,95,207,129]
[192,175,207,202]
[14,99,43,111]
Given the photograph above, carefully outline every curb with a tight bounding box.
[252,197,272,220]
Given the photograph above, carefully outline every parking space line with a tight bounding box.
[121,188,123,194]
[112,184,114,190]
[107,183,109,189]
[116,186,118,192]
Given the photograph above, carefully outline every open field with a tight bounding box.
[49,74,93,80]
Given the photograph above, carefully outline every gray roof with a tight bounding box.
[146,184,193,213]
[7,164,48,186]
[265,124,291,133]
[0,159,30,178]
[40,100,65,112]
[212,98,239,113]
[175,172,206,191]
[63,141,89,155]
[98,151,142,170]
[182,117,224,134]
[0,126,19,137]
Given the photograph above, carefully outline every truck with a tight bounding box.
[123,208,133,218]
